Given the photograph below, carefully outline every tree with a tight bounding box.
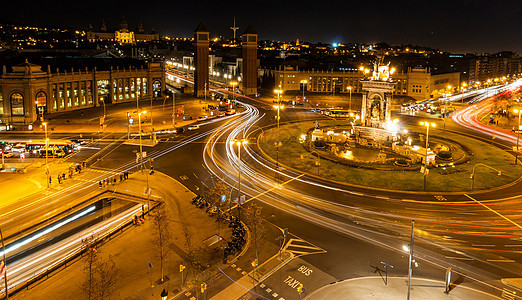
[151,201,172,283]
[80,239,119,300]
[243,203,267,262]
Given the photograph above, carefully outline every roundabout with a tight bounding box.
[257,118,522,192]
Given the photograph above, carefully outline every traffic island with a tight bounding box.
[258,119,522,192]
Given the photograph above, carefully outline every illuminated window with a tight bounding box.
[0,94,3,115]
[10,92,24,116]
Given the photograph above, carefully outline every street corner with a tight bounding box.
[254,256,336,300]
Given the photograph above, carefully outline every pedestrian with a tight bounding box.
[99,181,102,188]
[113,178,116,185]
[58,175,61,184]
[49,177,52,185]
[62,173,66,181]
[120,174,123,182]
[82,161,86,168]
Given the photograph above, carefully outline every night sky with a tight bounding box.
[1,0,520,54]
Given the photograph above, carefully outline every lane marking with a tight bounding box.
[465,194,522,230]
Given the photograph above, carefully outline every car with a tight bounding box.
[188,125,200,131]
[217,112,225,117]
[197,116,208,122]
[226,109,236,115]
[174,127,184,134]
[11,145,26,153]
[1,151,13,158]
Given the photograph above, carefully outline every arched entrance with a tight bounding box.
[36,91,47,119]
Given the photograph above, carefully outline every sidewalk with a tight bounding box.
[306,276,498,299]
[12,171,232,300]
[19,92,224,134]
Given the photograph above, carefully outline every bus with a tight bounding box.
[329,109,357,118]
[26,140,76,156]
[38,147,66,158]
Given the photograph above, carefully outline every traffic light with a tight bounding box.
[179,264,185,272]
[469,174,474,179]
[297,284,303,293]
[251,259,258,268]
[201,283,207,293]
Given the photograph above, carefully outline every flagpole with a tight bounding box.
[0,226,7,299]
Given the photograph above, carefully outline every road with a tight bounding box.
[2,73,522,299]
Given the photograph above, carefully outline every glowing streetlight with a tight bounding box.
[347,86,352,111]
[230,81,238,100]
[230,138,248,221]
[420,121,436,190]
[300,80,308,103]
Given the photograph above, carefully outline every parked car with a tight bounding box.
[188,125,200,131]
[197,116,208,122]
[217,112,225,117]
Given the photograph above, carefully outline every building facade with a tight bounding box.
[274,66,460,101]
[86,18,159,44]
[469,52,521,84]
[0,60,165,125]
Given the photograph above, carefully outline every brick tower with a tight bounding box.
[194,23,209,98]
[241,25,258,96]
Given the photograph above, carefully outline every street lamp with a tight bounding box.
[230,81,238,101]
[138,111,147,172]
[470,163,502,189]
[230,138,248,222]
[347,86,352,111]
[420,121,436,191]
[43,122,49,188]
[514,108,521,164]
[300,80,307,103]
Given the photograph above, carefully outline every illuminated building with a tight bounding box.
[0,60,164,125]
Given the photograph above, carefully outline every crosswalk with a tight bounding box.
[283,238,326,257]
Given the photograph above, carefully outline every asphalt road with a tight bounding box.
[2,82,522,298]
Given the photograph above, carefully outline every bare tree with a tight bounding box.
[80,240,119,300]
[151,201,172,283]
[243,203,267,261]
[81,241,99,300]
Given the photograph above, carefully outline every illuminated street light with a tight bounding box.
[347,86,352,111]
[230,81,238,100]
[420,121,436,190]
[230,138,248,222]
[300,80,307,103]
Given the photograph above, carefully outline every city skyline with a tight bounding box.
[0,0,520,54]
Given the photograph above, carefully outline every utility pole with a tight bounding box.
[407,220,415,300]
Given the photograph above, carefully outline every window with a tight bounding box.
[36,91,47,107]
[10,93,24,116]
[142,78,147,94]
[97,80,109,96]
[0,94,3,115]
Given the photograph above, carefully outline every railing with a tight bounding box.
[2,199,161,299]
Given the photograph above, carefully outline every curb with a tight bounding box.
[254,120,522,197]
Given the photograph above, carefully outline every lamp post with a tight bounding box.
[230,138,248,222]
[470,163,502,189]
[300,80,307,103]
[43,122,49,188]
[420,121,436,191]
[347,86,352,111]
[514,108,521,164]
[172,93,176,130]
[230,81,238,101]
[138,111,147,172]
